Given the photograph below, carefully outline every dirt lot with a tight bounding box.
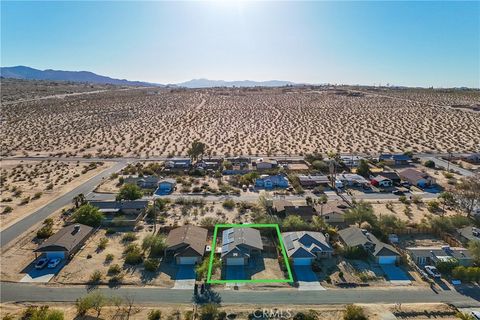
[55,226,176,287]
[0,160,112,229]
[2,85,479,158]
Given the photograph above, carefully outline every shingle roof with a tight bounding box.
[221,227,263,257]
[166,225,208,256]
[338,226,399,257]
[282,231,333,258]
[399,168,429,183]
[35,224,93,253]
[89,200,149,210]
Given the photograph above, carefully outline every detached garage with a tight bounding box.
[34,224,94,260]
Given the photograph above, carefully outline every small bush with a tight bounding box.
[106,228,116,235]
[105,253,114,263]
[122,232,137,242]
[424,160,435,168]
[124,244,143,265]
[144,258,160,272]
[222,199,235,210]
[108,264,122,275]
[89,270,102,283]
[343,305,367,320]
[97,237,109,250]
[2,206,13,214]
[148,310,162,320]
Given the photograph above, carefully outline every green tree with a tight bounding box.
[378,215,405,234]
[356,160,371,178]
[454,175,480,215]
[424,160,436,168]
[282,215,309,231]
[455,312,475,320]
[142,234,167,257]
[72,204,104,227]
[72,193,86,209]
[468,240,480,264]
[345,201,377,227]
[116,183,143,201]
[187,140,207,162]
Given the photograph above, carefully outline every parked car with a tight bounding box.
[34,257,49,270]
[47,258,62,269]
[424,265,441,278]
[242,185,247,191]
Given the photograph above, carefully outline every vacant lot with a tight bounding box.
[0,160,111,229]
[2,84,479,158]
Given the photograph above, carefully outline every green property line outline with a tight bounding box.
[206,223,294,284]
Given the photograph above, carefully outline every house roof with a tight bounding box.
[282,231,333,258]
[337,174,369,184]
[272,200,292,212]
[166,225,208,256]
[379,154,411,161]
[379,171,401,181]
[338,226,399,257]
[407,246,472,261]
[35,223,93,253]
[373,175,392,183]
[298,175,330,184]
[221,227,263,257]
[399,168,430,183]
[315,201,349,215]
[89,200,149,211]
[457,226,480,242]
[159,178,176,185]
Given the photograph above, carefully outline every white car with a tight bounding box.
[424,265,441,278]
[47,258,62,269]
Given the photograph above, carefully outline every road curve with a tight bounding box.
[0,162,126,249]
[1,282,479,307]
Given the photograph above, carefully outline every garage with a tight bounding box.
[45,251,66,260]
[378,256,397,264]
[293,258,313,266]
[226,257,245,266]
[176,256,199,265]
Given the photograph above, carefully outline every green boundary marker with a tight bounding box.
[206,223,294,284]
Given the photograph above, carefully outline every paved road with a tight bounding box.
[0,162,126,249]
[421,156,476,177]
[1,282,479,307]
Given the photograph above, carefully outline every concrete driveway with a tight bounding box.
[225,265,247,287]
[381,265,411,285]
[172,265,196,290]
[294,265,325,291]
[20,262,65,283]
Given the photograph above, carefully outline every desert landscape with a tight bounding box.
[1,80,479,158]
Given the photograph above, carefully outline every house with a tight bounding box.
[340,155,364,168]
[338,226,400,264]
[379,154,411,166]
[462,153,480,164]
[272,200,316,222]
[34,224,93,260]
[407,246,473,267]
[221,227,263,265]
[298,175,330,189]
[124,175,159,189]
[195,158,222,171]
[378,171,401,185]
[456,226,480,245]
[155,178,176,195]
[399,168,435,188]
[255,174,289,189]
[165,225,208,264]
[315,201,349,225]
[337,174,370,187]
[254,158,278,170]
[165,158,191,170]
[371,175,393,188]
[223,157,251,175]
[89,200,148,226]
[282,231,333,265]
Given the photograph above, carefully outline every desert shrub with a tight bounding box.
[36,219,54,239]
[108,264,122,275]
[148,310,162,320]
[199,303,219,320]
[424,160,435,168]
[21,306,64,320]
[427,200,440,213]
[398,195,408,204]
[32,192,43,200]
[343,305,367,320]
[97,237,109,250]
[436,258,459,275]
[122,232,137,242]
[144,258,160,272]
[124,244,143,265]
[222,199,235,210]
[142,234,166,257]
[89,270,102,283]
[106,228,116,235]
[105,253,114,263]
[3,206,13,214]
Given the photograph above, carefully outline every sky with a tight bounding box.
[1,1,479,87]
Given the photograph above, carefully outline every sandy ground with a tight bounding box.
[55,227,176,287]
[2,85,479,158]
[0,302,459,320]
[0,160,113,230]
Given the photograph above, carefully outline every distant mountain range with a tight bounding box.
[0,66,162,87]
[0,66,299,88]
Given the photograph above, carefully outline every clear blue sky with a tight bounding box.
[1,1,479,87]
